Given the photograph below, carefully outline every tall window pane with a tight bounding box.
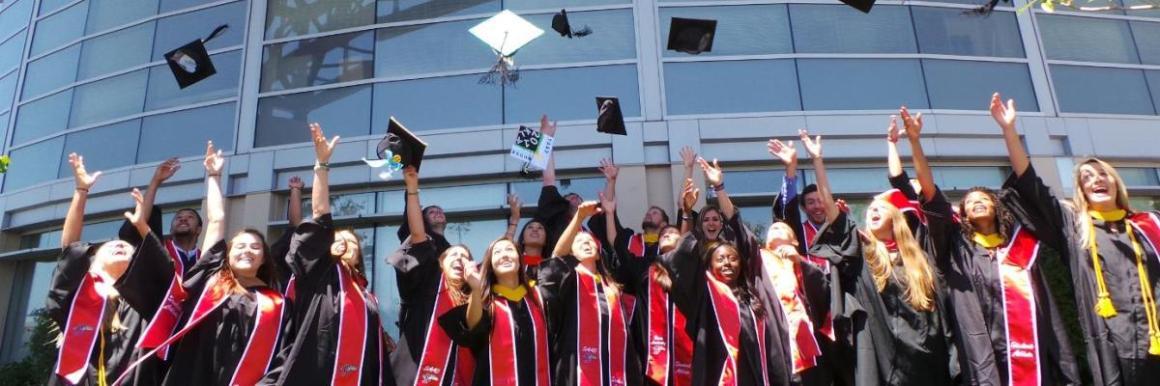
[1131,21,1160,65]
[0,0,34,39]
[659,5,791,57]
[30,1,87,56]
[923,60,1037,111]
[58,120,141,177]
[0,72,17,112]
[147,50,241,110]
[664,60,800,115]
[153,1,247,60]
[266,0,375,39]
[78,22,155,80]
[516,10,635,65]
[912,7,1024,58]
[504,65,639,123]
[375,0,498,24]
[0,31,27,73]
[505,0,627,10]
[39,0,73,15]
[13,89,71,145]
[85,0,157,34]
[5,136,64,191]
[139,103,236,163]
[1051,65,1155,115]
[70,70,148,128]
[375,19,493,77]
[21,44,80,99]
[255,85,371,147]
[791,5,916,54]
[1038,15,1138,64]
[799,59,928,110]
[1147,71,1160,115]
[261,31,374,92]
[160,0,227,13]
[372,74,500,131]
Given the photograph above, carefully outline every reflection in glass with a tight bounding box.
[737,206,773,240]
[0,31,27,73]
[510,10,635,66]
[372,224,401,335]
[504,65,639,123]
[147,51,240,110]
[378,184,506,214]
[5,136,64,191]
[255,85,372,147]
[30,1,87,56]
[58,120,142,177]
[375,0,498,24]
[0,0,34,39]
[9,262,56,360]
[1116,167,1160,186]
[1146,70,1160,115]
[266,0,375,39]
[505,0,627,10]
[935,166,1008,190]
[372,74,500,131]
[1038,15,1138,64]
[1131,21,1160,65]
[78,22,155,80]
[21,44,80,99]
[510,178,605,207]
[261,31,374,92]
[791,5,916,54]
[912,7,1024,58]
[153,1,247,60]
[13,89,72,145]
[923,60,1037,111]
[727,170,784,195]
[39,0,74,15]
[659,5,791,57]
[374,19,493,77]
[139,103,236,163]
[1051,65,1155,115]
[0,73,17,112]
[70,70,148,128]
[86,0,158,34]
[664,60,799,115]
[0,113,8,142]
[798,59,928,110]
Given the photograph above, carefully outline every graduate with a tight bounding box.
[277,123,393,386]
[585,158,672,260]
[46,154,163,386]
[116,141,294,385]
[665,157,792,386]
[887,102,1080,386]
[995,92,1160,385]
[437,237,552,385]
[388,165,474,386]
[808,129,960,386]
[537,201,642,386]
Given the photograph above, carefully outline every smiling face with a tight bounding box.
[440,246,471,282]
[572,232,599,263]
[330,230,362,268]
[701,208,723,239]
[488,239,520,278]
[93,240,135,280]
[764,222,797,250]
[801,191,827,225]
[962,190,997,228]
[710,245,742,285]
[423,206,447,229]
[658,226,682,254]
[865,200,895,239]
[521,221,546,248]
[1078,162,1120,211]
[170,209,202,237]
[228,232,266,279]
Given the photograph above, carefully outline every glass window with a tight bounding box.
[374,18,493,77]
[515,10,635,65]
[505,0,627,10]
[153,1,247,60]
[444,218,509,256]
[371,224,401,335]
[934,166,1009,190]
[160,0,225,13]
[912,7,1024,58]
[1117,167,1160,186]
[261,31,374,92]
[923,60,1038,111]
[1051,65,1155,115]
[378,184,506,214]
[0,72,17,112]
[375,0,498,24]
[40,0,76,15]
[70,70,148,128]
[5,136,64,191]
[798,58,928,110]
[86,0,158,34]
[30,1,87,56]
[146,50,240,110]
[659,5,791,57]
[727,170,785,195]
[7,261,56,360]
[139,103,236,163]
[790,4,916,54]
[664,60,799,115]
[266,0,375,39]
[371,74,500,131]
[1131,21,1160,65]
[504,64,639,124]
[0,113,8,142]
[21,44,80,99]
[737,206,773,238]
[509,178,605,207]
[13,89,72,145]
[1147,70,1160,115]
[1123,0,1160,18]
[255,85,372,147]
[1130,196,1160,211]
[58,120,141,177]
[1038,15,1138,64]
[0,31,27,73]
[0,0,34,39]
[78,22,155,81]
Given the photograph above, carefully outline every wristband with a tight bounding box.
[712,183,726,192]
[314,162,329,171]
[75,187,89,193]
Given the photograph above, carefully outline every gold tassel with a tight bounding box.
[1095,294,1117,318]
[1150,333,1160,356]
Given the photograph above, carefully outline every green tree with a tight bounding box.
[0,309,58,386]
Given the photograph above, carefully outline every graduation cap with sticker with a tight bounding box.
[363,117,427,180]
[164,24,229,89]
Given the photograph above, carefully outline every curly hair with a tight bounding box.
[703,242,765,318]
[957,187,1016,243]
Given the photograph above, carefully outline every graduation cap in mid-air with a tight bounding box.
[470,10,544,86]
[364,117,427,180]
[551,9,591,38]
[840,0,877,13]
[666,17,717,55]
[164,24,229,89]
[596,97,626,136]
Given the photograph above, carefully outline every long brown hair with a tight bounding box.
[704,242,764,318]
[333,228,368,283]
[478,238,533,316]
[213,229,278,297]
[438,244,472,306]
[862,200,936,311]
[1073,158,1134,245]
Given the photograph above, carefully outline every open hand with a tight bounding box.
[204,141,225,176]
[289,175,304,190]
[698,157,723,187]
[899,106,923,141]
[152,157,180,184]
[598,158,618,181]
[799,129,822,159]
[989,92,1017,132]
[680,146,697,170]
[310,123,340,164]
[68,153,102,191]
[767,139,797,167]
[123,188,149,235]
[576,201,602,219]
[887,116,902,144]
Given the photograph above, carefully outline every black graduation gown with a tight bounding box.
[279,213,393,386]
[45,241,162,386]
[439,298,545,385]
[396,197,451,253]
[536,185,572,257]
[922,183,1080,386]
[387,239,466,386]
[1003,165,1160,385]
[124,239,295,385]
[665,230,792,386]
[537,255,644,386]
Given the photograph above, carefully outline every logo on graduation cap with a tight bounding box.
[470,10,543,86]
[164,24,229,89]
[363,117,427,181]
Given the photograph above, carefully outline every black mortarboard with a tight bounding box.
[596,97,626,136]
[840,0,876,13]
[667,17,717,55]
[164,24,229,89]
[377,117,427,171]
[551,9,591,38]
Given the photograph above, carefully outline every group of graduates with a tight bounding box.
[45,92,1160,386]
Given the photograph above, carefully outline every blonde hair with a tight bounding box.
[862,198,936,311]
[1073,158,1133,245]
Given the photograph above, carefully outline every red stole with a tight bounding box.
[489,292,552,386]
[523,254,543,267]
[797,222,835,342]
[333,265,369,386]
[883,188,926,224]
[706,273,768,386]
[54,273,108,384]
[136,240,193,359]
[628,234,646,258]
[1129,212,1160,267]
[414,278,474,386]
[780,264,822,374]
[576,268,630,386]
[997,226,1042,386]
[645,266,693,386]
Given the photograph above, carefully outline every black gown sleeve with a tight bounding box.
[772,180,811,254]
[536,256,576,339]
[603,211,650,296]
[44,243,95,326]
[808,212,863,322]
[536,185,572,254]
[665,234,705,325]
[285,213,336,288]
[182,239,227,291]
[390,240,442,299]
[1000,165,1071,255]
[268,228,295,289]
[258,298,298,385]
[437,304,490,350]
[920,185,960,273]
[888,171,925,236]
[114,232,175,318]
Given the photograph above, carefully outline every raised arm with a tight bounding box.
[503,193,521,239]
[287,176,304,227]
[62,153,101,246]
[887,117,905,179]
[463,261,485,329]
[310,123,338,219]
[801,129,839,223]
[768,138,799,221]
[901,108,936,202]
[403,167,427,243]
[552,201,602,258]
[990,92,1029,177]
[679,146,696,186]
[599,191,618,247]
[539,115,558,187]
[699,157,734,220]
[200,142,226,253]
[679,178,699,235]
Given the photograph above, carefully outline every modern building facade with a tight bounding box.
[0,0,1158,363]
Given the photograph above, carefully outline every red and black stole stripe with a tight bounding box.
[55,273,108,384]
[414,277,474,386]
[705,273,768,386]
[997,225,1042,386]
[645,265,692,386]
[575,268,631,386]
[333,265,371,386]
[489,290,552,386]
[135,240,195,359]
